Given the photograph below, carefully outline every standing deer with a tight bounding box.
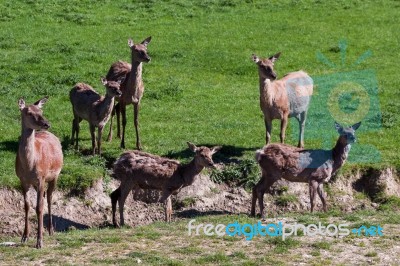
[251,122,361,218]
[106,36,152,150]
[70,78,123,155]
[110,142,221,226]
[252,53,313,148]
[15,97,63,249]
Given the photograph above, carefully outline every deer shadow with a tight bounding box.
[162,144,259,164]
[44,214,90,232]
[0,140,19,153]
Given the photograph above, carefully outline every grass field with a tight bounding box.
[0,1,399,188]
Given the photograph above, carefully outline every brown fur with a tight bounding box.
[16,97,63,249]
[252,53,313,148]
[251,122,361,218]
[70,78,122,155]
[111,142,221,226]
[106,37,152,150]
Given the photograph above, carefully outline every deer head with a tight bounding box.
[187,142,221,168]
[252,52,281,80]
[335,121,361,144]
[101,77,123,97]
[18,97,50,130]
[128,36,152,63]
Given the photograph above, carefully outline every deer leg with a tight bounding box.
[71,115,80,149]
[118,185,131,227]
[107,104,116,142]
[317,183,328,212]
[251,184,258,217]
[264,118,272,145]
[120,104,126,149]
[97,125,104,155]
[35,182,45,249]
[116,102,121,139]
[21,185,30,243]
[298,111,307,148]
[89,124,96,156]
[280,115,288,144]
[46,180,56,235]
[160,190,173,222]
[165,196,172,222]
[309,180,318,213]
[110,187,121,227]
[133,103,141,150]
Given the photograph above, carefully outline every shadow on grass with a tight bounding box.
[0,140,18,153]
[175,209,239,219]
[162,144,259,164]
[44,214,90,232]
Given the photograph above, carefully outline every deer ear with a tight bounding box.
[18,98,25,110]
[128,38,134,48]
[141,36,152,47]
[269,52,281,63]
[187,142,198,152]
[334,121,344,134]
[101,77,108,85]
[34,96,48,109]
[351,121,361,131]
[251,54,260,63]
[211,146,222,155]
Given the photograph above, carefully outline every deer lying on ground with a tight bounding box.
[111,142,221,226]
[106,36,152,150]
[16,97,63,248]
[252,53,313,148]
[70,78,123,155]
[251,122,361,218]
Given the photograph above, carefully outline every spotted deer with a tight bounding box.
[110,142,221,226]
[251,122,361,218]
[252,53,313,148]
[106,36,152,150]
[16,97,63,248]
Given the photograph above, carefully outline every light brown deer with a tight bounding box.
[252,53,313,148]
[70,78,123,155]
[106,36,152,150]
[251,122,361,218]
[15,97,63,249]
[110,142,221,226]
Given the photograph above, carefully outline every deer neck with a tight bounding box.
[18,125,36,170]
[127,60,143,102]
[332,135,351,174]
[259,77,274,106]
[98,94,115,122]
[181,159,204,187]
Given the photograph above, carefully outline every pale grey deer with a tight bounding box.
[252,53,313,148]
[251,122,361,218]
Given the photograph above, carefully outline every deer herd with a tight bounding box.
[15,36,361,248]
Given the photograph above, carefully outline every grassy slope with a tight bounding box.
[0,0,399,190]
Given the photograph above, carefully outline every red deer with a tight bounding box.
[111,142,221,226]
[106,36,152,150]
[70,78,123,155]
[16,97,63,248]
[252,53,313,148]
[251,122,361,218]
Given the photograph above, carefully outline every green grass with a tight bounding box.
[0,0,399,192]
[1,212,399,265]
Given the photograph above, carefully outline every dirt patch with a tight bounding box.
[0,167,399,238]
